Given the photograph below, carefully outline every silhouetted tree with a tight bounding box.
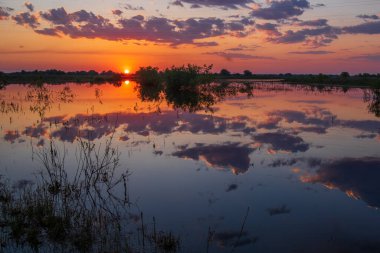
[340,72,350,79]
[87,70,98,75]
[243,70,253,77]
[220,69,231,76]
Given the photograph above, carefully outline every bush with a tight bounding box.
[164,64,214,89]
[135,66,162,87]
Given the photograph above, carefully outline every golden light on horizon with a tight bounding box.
[124,69,130,74]
[124,80,130,85]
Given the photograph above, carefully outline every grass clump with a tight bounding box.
[0,136,130,252]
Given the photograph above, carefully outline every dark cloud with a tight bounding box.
[176,113,228,134]
[357,14,379,21]
[338,119,380,133]
[256,22,281,36]
[289,100,328,104]
[193,41,219,47]
[23,7,255,47]
[7,5,380,48]
[343,21,380,35]
[263,108,380,134]
[171,0,184,7]
[37,139,45,147]
[0,7,11,20]
[257,117,282,130]
[190,4,201,8]
[23,125,48,138]
[288,50,334,55]
[268,109,333,128]
[40,7,71,25]
[271,25,341,47]
[24,2,34,12]
[312,3,325,8]
[205,52,274,61]
[268,158,298,167]
[348,53,380,62]
[172,0,255,9]
[225,44,255,51]
[268,157,322,168]
[289,99,329,105]
[119,135,130,141]
[307,157,322,167]
[12,12,39,28]
[260,17,379,47]
[301,157,380,208]
[297,19,328,27]
[354,133,377,139]
[250,0,311,20]
[3,131,20,144]
[112,9,123,16]
[35,28,60,36]
[172,143,255,174]
[17,111,252,143]
[124,4,144,11]
[254,132,310,152]
[296,126,327,134]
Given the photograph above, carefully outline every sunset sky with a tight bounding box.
[0,0,379,73]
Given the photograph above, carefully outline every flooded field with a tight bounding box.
[0,81,379,252]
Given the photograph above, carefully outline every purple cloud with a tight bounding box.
[172,0,255,9]
[343,21,380,34]
[112,9,123,16]
[24,2,34,12]
[348,54,380,62]
[288,50,334,55]
[7,4,380,49]
[250,0,311,20]
[124,4,144,11]
[357,14,379,21]
[15,7,254,47]
[297,19,328,27]
[254,132,310,153]
[12,12,39,28]
[256,23,281,36]
[0,7,13,20]
[40,7,71,25]
[205,52,274,61]
[302,157,380,208]
[271,25,341,47]
[172,143,255,174]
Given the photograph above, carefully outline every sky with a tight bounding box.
[0,0,379,74]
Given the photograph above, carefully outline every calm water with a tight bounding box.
[0,82,380,252]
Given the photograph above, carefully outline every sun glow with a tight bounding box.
[124,69,130,74]
[124,80,130,85]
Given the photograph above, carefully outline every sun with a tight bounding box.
[124,69,130,74]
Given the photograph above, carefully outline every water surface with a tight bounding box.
[0,82,379,252]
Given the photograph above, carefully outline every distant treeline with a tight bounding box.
[216,69,380,88]
[1,68,380,88]
[0,69,123,86]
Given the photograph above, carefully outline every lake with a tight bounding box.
[0,81,379,252]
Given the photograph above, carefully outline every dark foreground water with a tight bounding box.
[0,82,379,253]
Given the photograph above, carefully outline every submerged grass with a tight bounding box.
[0,135,130,252]
[0,134,183,252]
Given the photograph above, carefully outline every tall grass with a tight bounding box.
[0,135,181,252]
[0,136,130,252]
